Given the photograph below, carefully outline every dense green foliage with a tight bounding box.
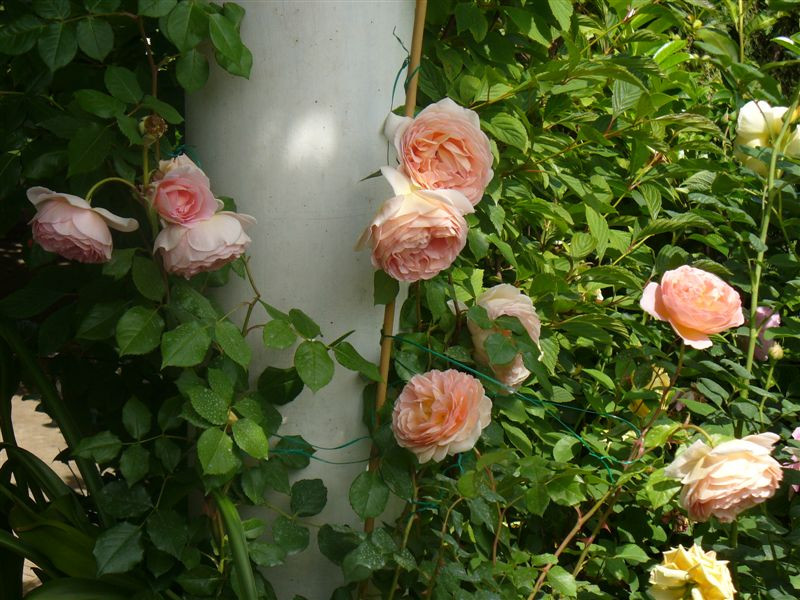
[322,1,800,598]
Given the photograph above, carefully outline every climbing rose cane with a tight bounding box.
[384,97,493,205]
[391,369,491,463]
[27,186,139,264]
[664,432,783,523]
[640,265,744,349]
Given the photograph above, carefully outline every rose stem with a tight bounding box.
[359,2,427,598]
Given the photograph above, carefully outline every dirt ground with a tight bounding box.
[2,395,80,592]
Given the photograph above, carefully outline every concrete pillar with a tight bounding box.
[187,2,413,598]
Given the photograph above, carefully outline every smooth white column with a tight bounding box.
[187,2,413,598]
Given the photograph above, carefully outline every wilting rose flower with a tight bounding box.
[465,284,541,389]
[391,369,491,463]
[664,432,783,523]
[357,167,473,282]
[27,187,138,264]
[649,544,735,600]
[752,306,781,361]
[640,265,744,349]
[735,100,800,175]
[154,211,255,278]
[384,98,493,205]
[150,155,220,224]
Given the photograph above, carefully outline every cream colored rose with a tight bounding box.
[664,433,783,523]
[466,284,541,390]
[735,100,800,175]
[391,369,491,463]
[357,167,473,282]
[649,544,735,600]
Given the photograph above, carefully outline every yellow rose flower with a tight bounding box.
[649,544,735,600]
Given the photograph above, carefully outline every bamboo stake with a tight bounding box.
[364,0,428,536]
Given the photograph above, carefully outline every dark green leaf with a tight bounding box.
[257,366,304,405]
[37,22,77,71]
[214,320,251,368]
[249,541,286,567]
[141,95,184,124]
[102,248,136,279]
[120,444,149,486]
[333,342,381,382]
[85,0,121,12]
[104,66,143,103]
[75,431,121,464]
[262,319,297,349]
[176,48,210,92]
[374,270,399,305]
[132,255,166,301]
[166,0,208,52]
[232,418,269,459]
[33,0,71,20]
[138,0,176,17]
[67,123,113,176]
[294,340,334,392]
[116,306,164,355]
[288,308,321,339]
[197,428,239,475]
[290,479,327,517]
[348,471,388,519]
[272,516,309,555]
[147,510,188,557]
[122,397,152,440]
[94,523,144,575]
[0,15,44,56]
[77,18,113,61]
[161,321,211,368]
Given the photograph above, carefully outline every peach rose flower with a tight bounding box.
[357,167,473,282]
[649,544,735,600]
[391,369,492,463]
[384,98,493,205]
[150,155,220,224]
[27,187,138,264]
[640,265,744,349]
[664,432,783,523]
[466,284,541,389]
[154,211,255,278]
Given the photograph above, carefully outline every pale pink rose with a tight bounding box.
[154,211,255,278]
[384,98,493,205]
[27,187,138,264]
[391,369,492,463]
[786,427,800,494]
[357,167,473,282]
[640,265,744,349]
[150,155,220,225]
[664,433,783,523]
[466,284,541,389]
[753,306,781,361]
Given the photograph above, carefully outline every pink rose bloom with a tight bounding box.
[392,369,492,463]
[640,265,744,349]
[150,155,220,224]
[154,212,255,278]
[27,187,138,264]
[357,167,473,282]
[786,427,800,494]
[467,284,541,390]
[384,98,493,205]
[665,433,783,523]
[753,306,781,361]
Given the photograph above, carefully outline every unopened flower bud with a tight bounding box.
[138,114,167,142]
[692,19,703,29]
[768,343,784,361]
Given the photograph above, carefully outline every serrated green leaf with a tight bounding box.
[138,0,176,17]
[374,269,399,305]
[33,0,71,20]
[333,342,381,381]
[141,95,184,124]
[68,123,113,176]
[166,0,208,52]
[214,320,251,368]
[272,516,309,555]
[161,321,211,368]
[294,340,334,392]
[122,397,152,439]
[93,523,144,575]
[104,65,143,103]
[147,510,188,556]
[75,431,122,463]
[120,444,149,486]
[349,471,388,519]
[547,566,577,597]
[38,22,77,71]
[197,428,239,475]
[232,418,268,459]
[290,479,327,517]
[188,386,228,426]
[0,15,43,56]
[77,17,113,61]
[262,318,297,349]
[116,306,164,355]
[132,255,166,301]
[485,113,528,151]
[288,308,321,339]
[176,48,210,92]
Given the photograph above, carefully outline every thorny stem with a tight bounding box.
[242,257,262,334]
[425,497,465,598]
[387,473,418,600]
